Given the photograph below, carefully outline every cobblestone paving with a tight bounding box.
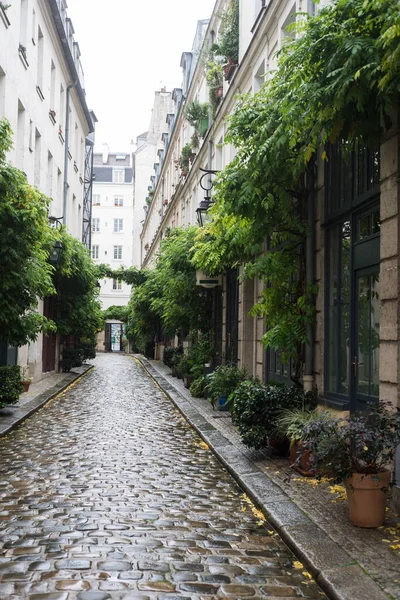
[148,360,400,600]
[0,354,326,599]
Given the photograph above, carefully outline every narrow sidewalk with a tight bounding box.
[0,364,93,437]
[136,355,400,600]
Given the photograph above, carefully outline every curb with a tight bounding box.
[136,355,390,600]
[0,364,94,439]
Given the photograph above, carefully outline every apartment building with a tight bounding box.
[140,0,400,508]
[0,0,94,378]
[91,148,134,310]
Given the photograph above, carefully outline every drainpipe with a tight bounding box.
[63,79,78,225]
[303,168,315,393]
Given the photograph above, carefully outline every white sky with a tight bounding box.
[66,0,217,152]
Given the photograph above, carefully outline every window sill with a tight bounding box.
[18,47,29,69]
[0,4,10,28]
[318,396,350,412]
[251,5,267,34]
[36,85,44,101]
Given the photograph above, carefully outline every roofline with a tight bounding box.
[48,0,94,133]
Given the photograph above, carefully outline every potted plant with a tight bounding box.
[303,403,400,528]
[205,364,247,411]
[21,367,32,392]
[274,408,334,476]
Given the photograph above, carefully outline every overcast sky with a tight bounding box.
[66,0,217,152]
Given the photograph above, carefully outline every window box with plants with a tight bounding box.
[185,100,209,149]
[301,403,400,528]
[175,143,195,178]
[49,109,57,125]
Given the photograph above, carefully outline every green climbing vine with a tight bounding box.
[192,0,400,379]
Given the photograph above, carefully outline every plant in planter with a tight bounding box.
[231,380,315,451]
[177,143,195,176]
[185,100,209,148]
[189,376,206,398]
[21,366,32,392]
[205,364,248,411]
[274,408,333,476]
[163,345,184,376]
[303,403,400,528]
[205,59,224,118]
[0,365,23,409]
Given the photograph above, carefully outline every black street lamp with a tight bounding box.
[196,168,219,227]
[49,240,63,265]
[48,215,63,265]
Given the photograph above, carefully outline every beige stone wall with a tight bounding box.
[314,156,326,396]
[379,113,400,410]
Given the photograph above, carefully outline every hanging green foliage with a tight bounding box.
[193,0,400,376]
[127,227,212,351]
[54,230,103,342]
[0,119,56,346]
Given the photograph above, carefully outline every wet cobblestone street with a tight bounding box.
[0,354,326,599]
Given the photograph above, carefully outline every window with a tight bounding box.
[113,218,123,233]
[113,245,122,260]
[114,196,123,206]
[113,169,124,183]
[92,245,99,259]
[92,218,100,232]
[92,194,100,205]
[112,278,122,290]
[325,141,381,411]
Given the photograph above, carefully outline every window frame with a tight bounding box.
[114,196,123,207]
[113,218,123,233]
[91,218,100,233]
[113,245,123,260]
[91,244,99,260]
[112,169,124,184]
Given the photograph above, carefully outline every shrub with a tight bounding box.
[60,348,83,372]
[0,365,23,408]
[303,403,400,483]
[232,380,316,450]
[79,342,96,361]
[205,364,248,405]
[163,345,183,369]
[190,376,206,398]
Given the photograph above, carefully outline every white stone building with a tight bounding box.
[132,89,175,268]
[141,0,400,507]
[91,148,134,310]
[0,0,94,378]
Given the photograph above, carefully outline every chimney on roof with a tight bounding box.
[161,86,166,93]
[102,143,109,164]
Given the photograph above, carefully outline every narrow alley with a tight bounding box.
[0,354,325,599]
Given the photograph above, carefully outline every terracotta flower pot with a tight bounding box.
[289,441,314,477]
[344,471,391,528]
[22,381,31,393]
[269,436,290,457]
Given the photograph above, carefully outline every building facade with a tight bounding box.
[91,148,134,310]
[140,0,400,508]
[132,89,175,268]
[0,0,94,379]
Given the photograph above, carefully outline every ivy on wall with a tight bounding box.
[192,0,400,378]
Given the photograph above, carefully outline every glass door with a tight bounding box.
[353,268,380,410]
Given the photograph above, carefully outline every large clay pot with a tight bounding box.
[269,436,290,457]
[344,471,391,528]
[289,441,314,477]
[22,380,31,393]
